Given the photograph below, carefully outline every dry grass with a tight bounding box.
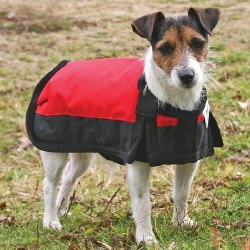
[0,0,249,249]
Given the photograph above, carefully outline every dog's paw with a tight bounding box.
[50,220,62,230]
[43,220,62,230]
[136,231,157,245]
[173,216,197,228]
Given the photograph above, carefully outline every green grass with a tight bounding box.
[0,177,249,249]
[0,0,249,249]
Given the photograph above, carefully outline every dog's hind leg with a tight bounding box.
[41,151,68,230]
[173,161,199,227]
[126,161,157,245]
[56,153,95,217]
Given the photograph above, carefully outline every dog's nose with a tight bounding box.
[178,69,195,86]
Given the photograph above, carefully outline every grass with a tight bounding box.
[0,0,249,249]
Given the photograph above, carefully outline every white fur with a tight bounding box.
[126,162,157,244]
[173,162,199,227]
[41,45,204,245]
[41,151,68,230]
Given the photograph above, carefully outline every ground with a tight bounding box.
[0,0,249,249]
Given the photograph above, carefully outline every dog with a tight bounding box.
[27,7,222,245]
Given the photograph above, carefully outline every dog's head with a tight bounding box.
[132,8,220,90]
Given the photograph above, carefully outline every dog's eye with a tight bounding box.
[158,43,174,55]
[191,38,205,51]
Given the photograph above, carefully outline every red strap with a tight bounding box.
[156,114,178,127]
[197,113,205,123]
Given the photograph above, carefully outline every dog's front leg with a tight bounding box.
[126,161,157,245]
[173,161,199,227]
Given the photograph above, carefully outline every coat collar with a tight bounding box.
[137,74,207,119]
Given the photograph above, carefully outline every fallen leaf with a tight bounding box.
[168,241,177,250]
[242,241,250,250]
[199,179,226,191]
[233,218,247,229]
[94,241,112,250]
[91,239,112,249]
[233,91,242,100]
[68,243,81,250]
[217,222,231,230]
[195,185,204,193]
[7,215,15,224]
[0,202,7,210]
[62,232,77,240]
[238,99,250,110]
[0,215,15,225]
[209,227,223,247]
[235,234,248,240]
[17,136,32,152]
[212,217,222,225]
[236,171,242,176]
[232,171,243,180]
[227,155,249,163]
[241,149,250,157]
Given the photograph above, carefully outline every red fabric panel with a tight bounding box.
[156,114,178,127]
[197,113,205,123]
[36,58,144,123]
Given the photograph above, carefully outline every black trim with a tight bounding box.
[26,60,69,147]
[32,114,135,164]
[209,112,224,147]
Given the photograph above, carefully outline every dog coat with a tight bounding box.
[26,58,223,166]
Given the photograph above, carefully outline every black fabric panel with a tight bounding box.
[195,121,209,152]
[153,118,215,165]
[146,117,161,165]
[136,76,158,118]
[209,112,224,147]
[26,60,69,147]
[158,146,214,165]
[126,115,148,164]
[33,113,215,166]
[33,114,136,164]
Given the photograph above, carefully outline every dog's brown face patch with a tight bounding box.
[153,26,208,74]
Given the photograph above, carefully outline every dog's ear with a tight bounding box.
[131,12,165,42]
[188,8,220,36]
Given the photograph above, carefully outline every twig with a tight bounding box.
[170,203,200,238]
[103,188,120,213]
[96,188,120,230]
[66,190,76,216]
[180,203,199,228]
[36,221,40,248]
[35,179,39,193]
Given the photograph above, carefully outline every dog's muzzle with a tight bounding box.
[178,68,195,88]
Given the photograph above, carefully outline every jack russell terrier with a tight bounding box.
[26,7,223,245]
